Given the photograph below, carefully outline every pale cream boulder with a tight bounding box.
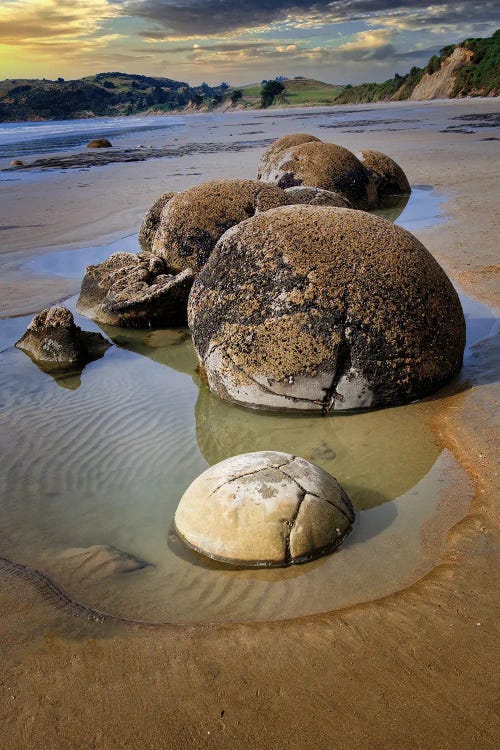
[174,451,355,567]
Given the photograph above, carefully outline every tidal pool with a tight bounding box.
[0,189,496,624]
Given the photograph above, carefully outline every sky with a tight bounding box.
[0,1,498,85]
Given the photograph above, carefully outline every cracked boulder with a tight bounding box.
[174,451,355,567]
[77,251,194,328]
[150,179,288,273]
[15,306,110,372]
[138,191,176,252]
[188,205,465,412]
[257,135,377,209]
[357,149,411,200]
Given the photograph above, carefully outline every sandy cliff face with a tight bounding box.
[410,47,473,100]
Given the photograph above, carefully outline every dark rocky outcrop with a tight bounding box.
[86,138,112,148]
[77,251,194,328]
[15,306,110,372]
[150,179,288,273]
[188,205,465,412]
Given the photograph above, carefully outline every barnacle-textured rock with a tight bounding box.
[174,451,355,566]
[138,191,176,251]
[77,251,194,328]
[284,186,352,208]
[258,139,377,208]
[358,149,411,198]
[188,205,465,412]
[15,306,110,372]
[86,138,112,148]
[150,179,288,273]
[257,133,320,180]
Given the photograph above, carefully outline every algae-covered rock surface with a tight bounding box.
[150,179,288,273]
[174,451,355,567]
[77,252,194,328]
[15,306,110,372]
[188,205,465,412]
[358,149,411,198]
[138,191,176,252]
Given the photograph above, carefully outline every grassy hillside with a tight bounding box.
[239,77,342,106]
[0,73,228,121]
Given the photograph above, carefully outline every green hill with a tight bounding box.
[239,77,343,106]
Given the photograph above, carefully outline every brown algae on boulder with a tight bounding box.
[77,252,194,328]
[174,451,355,567]
[15,306,110,372]
[150,178,288,273]
[138,191,176,252]
[358,149,411,199]
[188,205,465,412]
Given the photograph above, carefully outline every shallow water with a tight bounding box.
[0,190,497,624]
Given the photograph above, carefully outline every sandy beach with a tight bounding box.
[0,99,498,749]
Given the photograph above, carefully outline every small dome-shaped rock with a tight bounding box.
[151,179,288,273]
[188,206,465,412]
[138,191,176,252]
[10,158,23,166]
[258,139,377,208]
[358,149,411,198]
[86,138,112,149]
[174,451,355,566]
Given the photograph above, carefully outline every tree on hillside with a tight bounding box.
[260,79,285,107]
[230,89,243,105]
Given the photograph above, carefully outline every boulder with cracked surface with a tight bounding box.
[188,205,465,412]
[174,451,355,567]
[15,306,110,372]
[77,251,194,328]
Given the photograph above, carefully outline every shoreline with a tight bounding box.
[0,99,498,749]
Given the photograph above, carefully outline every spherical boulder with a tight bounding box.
[86,138,112,149]
[257,133,320,180]
[358,149,411,198]
[258,139,377,208]
[174,451,355,566]
[138,191,176,252]
[284,186,351,208]
[151,179,288,273]
[188,205,465,412]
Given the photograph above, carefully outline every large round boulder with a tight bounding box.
[174,451,355,566]
[358,149,411,198]
[188,206,465,412]
[151,179,288,273]
[138,191,176,252]
[284,186,351,208]
[257,133,320,180]
[258,139,377,208]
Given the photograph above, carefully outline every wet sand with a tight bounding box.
[0,99,499,748]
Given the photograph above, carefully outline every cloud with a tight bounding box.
[123,1,499,38]
[0,0,118,46]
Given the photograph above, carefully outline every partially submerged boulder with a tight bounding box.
[77,251,194,328]
[15,306,110,372]
[150,179,288,273]
[188,205,465,412]
[86,138,112,149]
[174,451,355,567]
[10,158,23,166]
[138,191,176,252]
[358,149,411,198]
[258,139,377,208]
[284,186,351,208]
